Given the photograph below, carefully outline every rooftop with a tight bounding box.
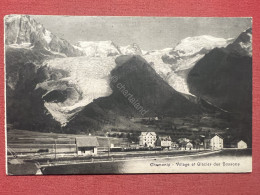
[76,137,99,147]
[158,136,172,141]
[140,132,156,136]
[205,134,224,140]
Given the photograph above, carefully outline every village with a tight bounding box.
[6,128,250,175]
[7,129,248,158]
[74,131,248,156]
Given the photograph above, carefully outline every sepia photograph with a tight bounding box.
[5,15,252,175]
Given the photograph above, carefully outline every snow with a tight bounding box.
[143,50,172,79]
[37,56,117,125]
[166,72,193,95]
[227,29,252,57]
[143,35,231,95]
[4,15,21,23]
[146,48,172,56]
[174,53,204,71]
[48,50,67,57]
[8,43,32,49]
[175,35,229,57]
[43,30,52,44]
[5,16,250,127]
[120,43,143,55]
[238,33,252,56]
[75,41,121,57]
[34,34,235,124]
[141,50,149,55]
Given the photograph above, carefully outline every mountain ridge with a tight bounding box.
[65,55,202,132]
[5,15,84,57]
[4,15,251,140]
[187,28,252,114]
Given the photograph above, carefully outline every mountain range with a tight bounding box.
[5,15,252,142]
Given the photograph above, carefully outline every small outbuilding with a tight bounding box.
[237,140,247,149]
[75,137,99,156]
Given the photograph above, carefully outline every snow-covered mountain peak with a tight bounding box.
[120,43,143,55]
[144,35,234,95]
[174,35,231,57]
[226,28,252,56]
[5,15,22,23]
[5,14,83,57]
[146,48,172,56]
[5,15,251,126]
[74,40,121,57]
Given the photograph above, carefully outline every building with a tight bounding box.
[75,137,99,156]
[177,138,190,150]
[204,134,224,150]
[139,132,157,147]
[171,142,179,149]
[156,136,172,148]
[186,142,193,150]
[237,140,247,149]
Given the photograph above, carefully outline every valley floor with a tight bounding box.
[6,129,252,175]
[7,149,252,175]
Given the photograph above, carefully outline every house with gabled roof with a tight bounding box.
[156,136,172,148]
[237,140,247,149]
[75,137,99,156]
[226,138,248,149]
[139,132,156,147]
[204,134,223,150]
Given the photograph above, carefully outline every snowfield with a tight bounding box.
[174,35,231,57]
[74,41,121,57]
[144,35,232,95]
[120,43,143,55]
[6,15,241,125]
[36,35,234,124]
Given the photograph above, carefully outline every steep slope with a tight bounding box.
[5,15,83,57]
[5,14,248,133]
[36,56,117,125]
[5,15,84,131]
[187,29,252,115]
[187,28,252,144]
[143,36,232,95]
[66,55,201,132]
[226,28,252,56]
[38,35,234,126]
[6,62,61,131]
[143,48,173,80]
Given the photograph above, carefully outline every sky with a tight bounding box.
[31,15,252,50]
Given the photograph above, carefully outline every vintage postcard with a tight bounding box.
[5,15,252,175]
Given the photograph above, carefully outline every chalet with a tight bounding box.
[75,137,99,156]
[204,134,223,150]
[156,136,172,148]
[237,140,247,149]
[139,132,157,147]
